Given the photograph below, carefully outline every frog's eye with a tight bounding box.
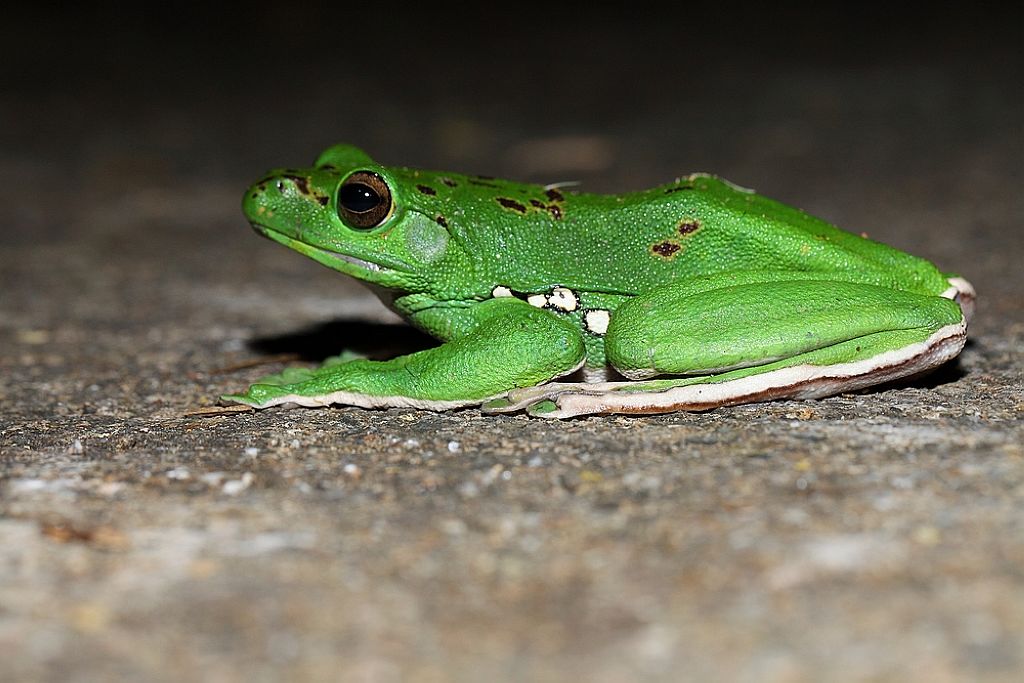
[337,171,393,229]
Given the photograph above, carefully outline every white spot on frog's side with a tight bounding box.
[548,287,578,312]
[492,286,514,298]
[584,309,610,335]
[528,294,548,309]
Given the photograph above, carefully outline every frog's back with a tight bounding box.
[392,167,949,299]
[501,174,947,297]
[640,175,950,293]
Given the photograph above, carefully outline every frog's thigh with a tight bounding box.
[606,280,963,378]
[225,300,585,410]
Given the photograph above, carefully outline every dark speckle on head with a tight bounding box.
[469,179,499,188]
[545,188,564,203]
[651,241,681,258]
[318,164,336,171]
[435,215,448,227]
[416,184,437,196]
[282,174,311,196]
[677,218,701,235]
[317,195,329,206]
[665,184,694,194]
[476,175,495,180]
[496,197,527,213]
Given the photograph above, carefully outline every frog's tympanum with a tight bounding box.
[224,145,974,418]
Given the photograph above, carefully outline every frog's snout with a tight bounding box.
[243,169,333,222]
[241,172,300,234]
[242,175,276,226]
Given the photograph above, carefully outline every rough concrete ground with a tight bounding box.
[2,6,1022,682]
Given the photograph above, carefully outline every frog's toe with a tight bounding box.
[480,384,567,414]
[251,366,317,387]
[524,399,564,418]
[480,396,517,413]
[221,382,294,409]
[480,393,568,418]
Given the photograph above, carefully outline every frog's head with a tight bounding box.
[242,144,465,294]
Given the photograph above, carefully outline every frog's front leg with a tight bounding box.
[491,277,966,418]
[223,298,585,410]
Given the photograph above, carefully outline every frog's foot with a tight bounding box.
[220,356,500,410]
[219,352,401,409]
[220,357,499,410]
[486,321,967,419]
[222,379,488,411]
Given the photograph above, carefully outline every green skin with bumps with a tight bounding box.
[223,144,973,418]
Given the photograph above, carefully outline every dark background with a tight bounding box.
[5,3,1020,184]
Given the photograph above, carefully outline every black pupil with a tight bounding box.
[339,182,381,213]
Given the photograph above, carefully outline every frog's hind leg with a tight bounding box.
[487,278,967,418]
[510,322,965,418]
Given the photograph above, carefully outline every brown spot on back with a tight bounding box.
[651,241,681,258]
[416,184,437,196]
[435,215,448,227]
[496,197,527,213]
[527,198,564,219]
[545,188,564,202]
[317,195,329,206]
[441,177,458,187]
[469,179,499,188]
[677,218,701,235]
[664,184,694,194]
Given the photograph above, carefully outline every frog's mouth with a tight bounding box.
[250,222,410,277]
[322,250,384,272]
